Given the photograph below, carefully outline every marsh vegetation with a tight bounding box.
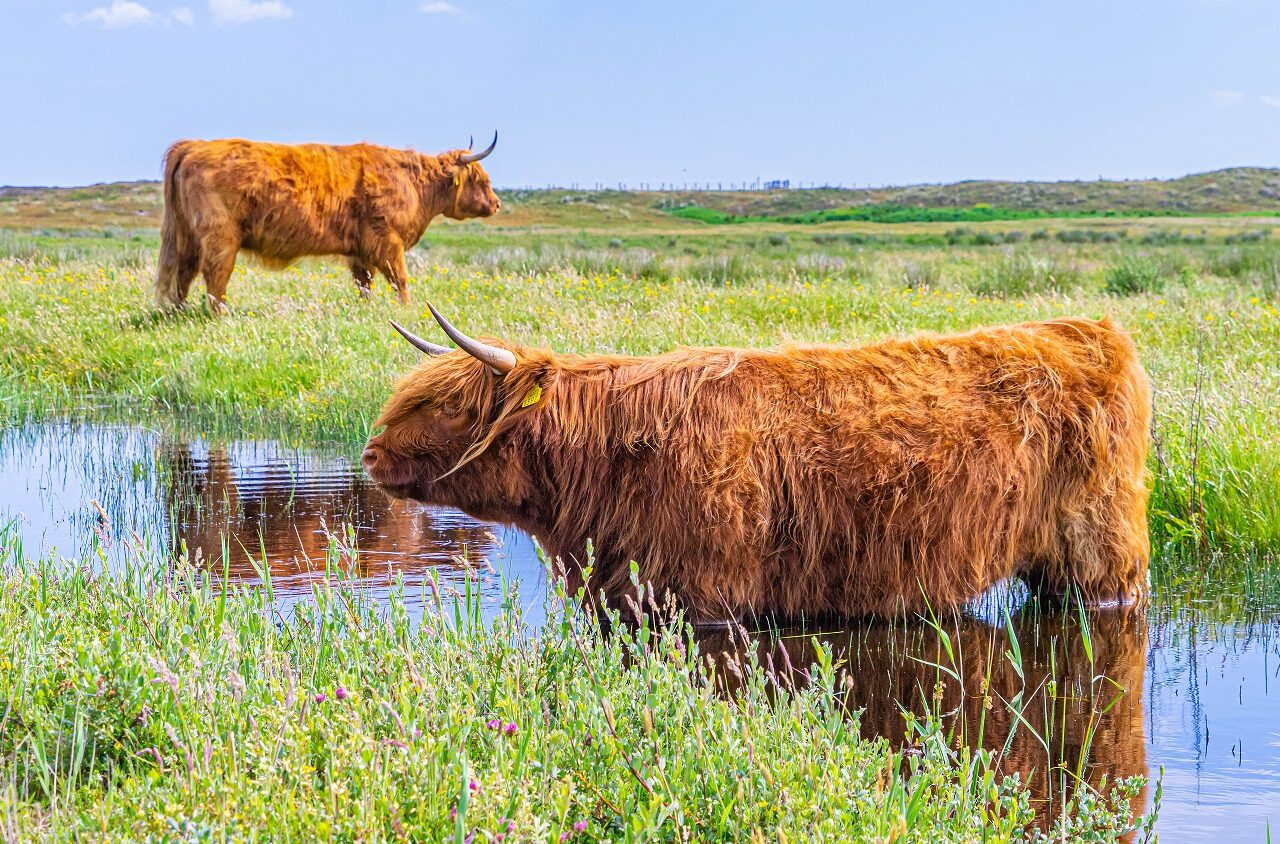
[2,201,1279,839]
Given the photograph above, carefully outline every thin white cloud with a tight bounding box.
[63,1,193,28]
[420,1,460,13]
[1261,95,1280,109]
[1211,89,1246,108]
[209,0,292,25]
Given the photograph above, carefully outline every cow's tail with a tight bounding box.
[155,142,197,308]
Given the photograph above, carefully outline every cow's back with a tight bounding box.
[615,318,1151,617]
[170,140,417,263]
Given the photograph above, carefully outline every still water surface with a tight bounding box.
[0,422,546,624]
[1,422,1276,841]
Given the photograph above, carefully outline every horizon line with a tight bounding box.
[4,163,1280,195]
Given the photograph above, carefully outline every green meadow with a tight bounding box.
[2,187,1280,839]
[0,529,1151,841]
[3,213,1278,550]
[666,201,1280,225]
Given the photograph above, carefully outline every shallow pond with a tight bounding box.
[1,421,1276,841]
[0,422,547,624]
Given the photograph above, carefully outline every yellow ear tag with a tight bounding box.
[520,384,542,408]
[453,176,460,186]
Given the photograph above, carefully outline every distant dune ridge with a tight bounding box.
[5,166,1280,231]
[665,166,1280,217]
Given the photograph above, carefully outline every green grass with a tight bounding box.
[4,187,1279,842]
[1103,256,1168,295]
[668,203,1280,226]
[0,528,1148,841]
[968,253,1082,297]
[6,215,1277,842]
[13,167,1280,239]
[2,231,1277,549]
[670,203,1170,226]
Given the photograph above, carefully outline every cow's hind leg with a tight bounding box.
[175,245,201,304]
[1059,484,1149,606]
[349,261,374,300]
[156,243,201,309]
[199,234,239,315]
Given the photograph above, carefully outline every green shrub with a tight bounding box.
[1056,228,1126,245]
[971,254,1080,297]
[691,253,753,286]
[812,232,871,246]
[902,260,941,290]
[1103,256,1165,295]
[668,206,736,224]
[1202,246,1278,280]
[1224,229,1271,245]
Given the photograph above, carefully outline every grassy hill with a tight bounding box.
[656,167,1280,219]
[6,167,1280,233]
[0,181,162,230]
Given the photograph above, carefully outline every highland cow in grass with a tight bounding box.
[155,134,500,312]
[363,312,1151,621]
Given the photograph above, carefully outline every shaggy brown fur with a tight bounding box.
[364,317,1152,621]
[154,139,500,311]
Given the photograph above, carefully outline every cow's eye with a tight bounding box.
[438,402,463,418]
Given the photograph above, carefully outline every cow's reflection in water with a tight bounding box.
[696,607,1148,835]
[156,439,500,591]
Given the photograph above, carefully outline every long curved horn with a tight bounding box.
[458,131,497,164]
[426,301,516,374]
[467,135,473,150]
[390,320,452,356]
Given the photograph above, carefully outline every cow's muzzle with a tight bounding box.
[361,444,412,495]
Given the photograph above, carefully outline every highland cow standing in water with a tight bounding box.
[363,312,1152,621]
[154,134,500,312]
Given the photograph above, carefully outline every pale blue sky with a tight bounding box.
[3,0,1279,188]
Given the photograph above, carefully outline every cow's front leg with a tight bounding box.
[378,245,411,305]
